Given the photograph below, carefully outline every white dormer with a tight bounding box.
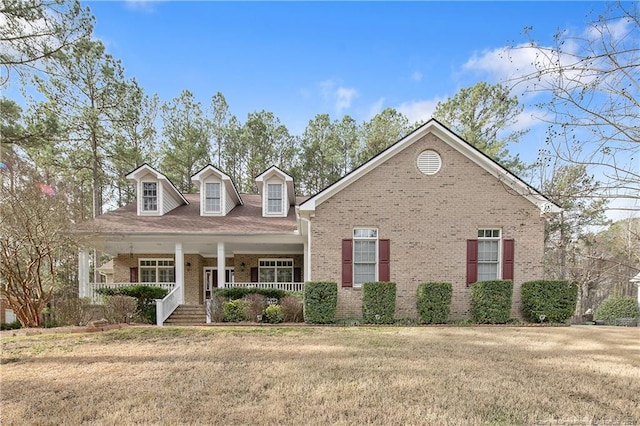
[255,166,295,217]
[126,164,188,216]
[191,165,243,216]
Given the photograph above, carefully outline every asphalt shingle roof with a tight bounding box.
[75,193,305,235]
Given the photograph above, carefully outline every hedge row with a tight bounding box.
[303,279,581,324]
[417,282,452,324]
[213,287,288,300]
[521,280,577,323]
[96,285,168,323]
[362,282,396,324]
[303,282,337,324]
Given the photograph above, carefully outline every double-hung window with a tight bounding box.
[353,228,378,287]
[477,229,501,281]
[259,259,293,283]
[267,183,283,214]
[205,182,221,213]
[139,259,175,283]
[142,182,157,212]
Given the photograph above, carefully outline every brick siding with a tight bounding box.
[112,253,303,305]
[309,133,545,320]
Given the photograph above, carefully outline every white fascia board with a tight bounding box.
[126,164,188,206]
[300,119,561,216]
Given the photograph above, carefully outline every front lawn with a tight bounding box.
[1,326,639,424]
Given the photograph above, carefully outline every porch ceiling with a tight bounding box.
[84,234,304,257]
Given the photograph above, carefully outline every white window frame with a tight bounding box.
[139,258,175,283]
[258,258,293,283]
[204,181,222,214]
[142,181,158,212]
[477,228,502,281]
[266,182,283,215]
[353,228,378,288]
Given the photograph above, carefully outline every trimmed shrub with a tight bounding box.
[416,282,452,324]
[595,296,640,322]
[213,287,286,300]
[362,282,396,324]
[304,282,337,324]
[521,280,578,323]
[1,320,22,331]
[96,285,168,324]
[223,299,250,322]
[206,296,226,323]
[470,280,513,324]
[244,293,268,321]
[104,295,137,324]
[51,296,95,326]
[264,304,284,323]
[281,295,304,322]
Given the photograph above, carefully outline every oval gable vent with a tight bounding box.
[417,150,442,175]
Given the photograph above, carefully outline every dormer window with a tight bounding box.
[142,182,158,211]
[191,164,243,216]
[205,182,221,213]
[267,183,283,214]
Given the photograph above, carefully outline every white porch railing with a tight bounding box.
[225,282,305,292]
[86,282,176,304]
[156,285,181,326]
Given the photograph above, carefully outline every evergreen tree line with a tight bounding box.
[1,0,637,327]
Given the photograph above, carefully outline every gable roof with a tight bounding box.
[125,163,189,206]
[299,119,562,216]
[255,165,296,205]
[191,164,243,206]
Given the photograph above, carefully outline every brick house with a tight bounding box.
[75,119,560,323]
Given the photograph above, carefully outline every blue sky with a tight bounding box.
[78,0,607,167]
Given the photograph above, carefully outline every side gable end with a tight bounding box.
[299,119,561,217]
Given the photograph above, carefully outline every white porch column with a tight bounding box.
[304,240,311,282]
[175,242,184,304]
[303,216,312,282]
[78,249,90,299]
[217,242,225,289]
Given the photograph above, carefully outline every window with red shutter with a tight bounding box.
[378,239,390,281]
[502,239,514,280]
[466,239,478,285]
[342,239,353,287]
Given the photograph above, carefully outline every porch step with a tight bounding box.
[163,304,206,325]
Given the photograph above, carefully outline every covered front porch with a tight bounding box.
[78,233,308,324]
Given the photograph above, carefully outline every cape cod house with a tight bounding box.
[75,119,561,324]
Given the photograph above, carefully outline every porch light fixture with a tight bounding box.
[240,262,246,272]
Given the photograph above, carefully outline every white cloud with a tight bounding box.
[585,17,632,42]
[318,79,358,113]
[335,87,358,112]
[411,71,423,82]
[366,97,386,120]
[125,0,159,12]
[396,98,443,124]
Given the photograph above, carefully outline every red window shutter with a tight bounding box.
[466,239,478,286]
[250,267,258,283]
[342,239,353,288]
[503,239,515,281]
[294,267,302,283]
[129,267,138,283]
[378,239,390,282]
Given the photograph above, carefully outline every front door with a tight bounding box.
[204,267,234,302]
[204,268,218,301]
